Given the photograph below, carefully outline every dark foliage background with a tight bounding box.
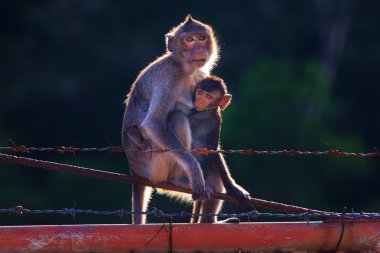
[0,0,379,225]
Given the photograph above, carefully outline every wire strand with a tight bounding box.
[0,143,379,157]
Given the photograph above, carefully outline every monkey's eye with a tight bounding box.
[206,94,213,99]
[185,36,194,42]
[197,90,203,95]
[198,35,207,41]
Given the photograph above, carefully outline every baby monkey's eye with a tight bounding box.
[206,94,213,99]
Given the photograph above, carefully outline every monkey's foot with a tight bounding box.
[218,217,240,223]
[191,177,206,200]
[205,186,212,199]
[192,186,212,200]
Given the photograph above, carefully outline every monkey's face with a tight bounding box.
[194,88,223,111]
[181,32,211,68]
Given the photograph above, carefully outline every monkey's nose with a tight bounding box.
[193,46,204,53]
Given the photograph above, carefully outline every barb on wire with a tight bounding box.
[1,141,379,158]
[1,206,380,221]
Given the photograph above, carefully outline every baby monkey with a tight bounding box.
[189,75,249,223]
[126,76,250,223]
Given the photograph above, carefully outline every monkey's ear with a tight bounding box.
[219,94,232,111]
[166,34,175,52]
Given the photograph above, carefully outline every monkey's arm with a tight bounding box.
[207,120,236,188]
[139,81,205,197]
[210,115,250,201]
[140,82,183,149]
[201,126,250,201]
[213,153,250,201]
[141,79,196,153]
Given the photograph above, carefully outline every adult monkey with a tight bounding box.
[122,15,219,224]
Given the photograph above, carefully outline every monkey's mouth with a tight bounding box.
[192,59,207,67]
[194,105,203,111]
[192,59,206,63]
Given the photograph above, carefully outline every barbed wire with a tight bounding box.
[1,206,380,221]
[1,142,379,157]
[0,152,332,215]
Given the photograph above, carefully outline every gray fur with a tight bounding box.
[122,17,218,224]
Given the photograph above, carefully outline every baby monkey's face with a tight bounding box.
[194,88,223,111]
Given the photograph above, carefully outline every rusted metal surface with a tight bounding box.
[0,221,379,252]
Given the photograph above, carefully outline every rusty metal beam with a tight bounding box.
[0,221,379,252]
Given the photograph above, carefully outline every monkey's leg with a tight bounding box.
[125,125,148,149]
[191,200,202,223]
[132,184,153,224]
[141,109,204,198]
[199,199,222,223]
[199,167,224,223]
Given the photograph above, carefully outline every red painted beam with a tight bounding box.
[0,221,379,252]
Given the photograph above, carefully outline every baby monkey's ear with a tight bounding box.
[219,94,232,111]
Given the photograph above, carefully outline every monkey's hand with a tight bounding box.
[191,180,206,200]
[225,184,251,204]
